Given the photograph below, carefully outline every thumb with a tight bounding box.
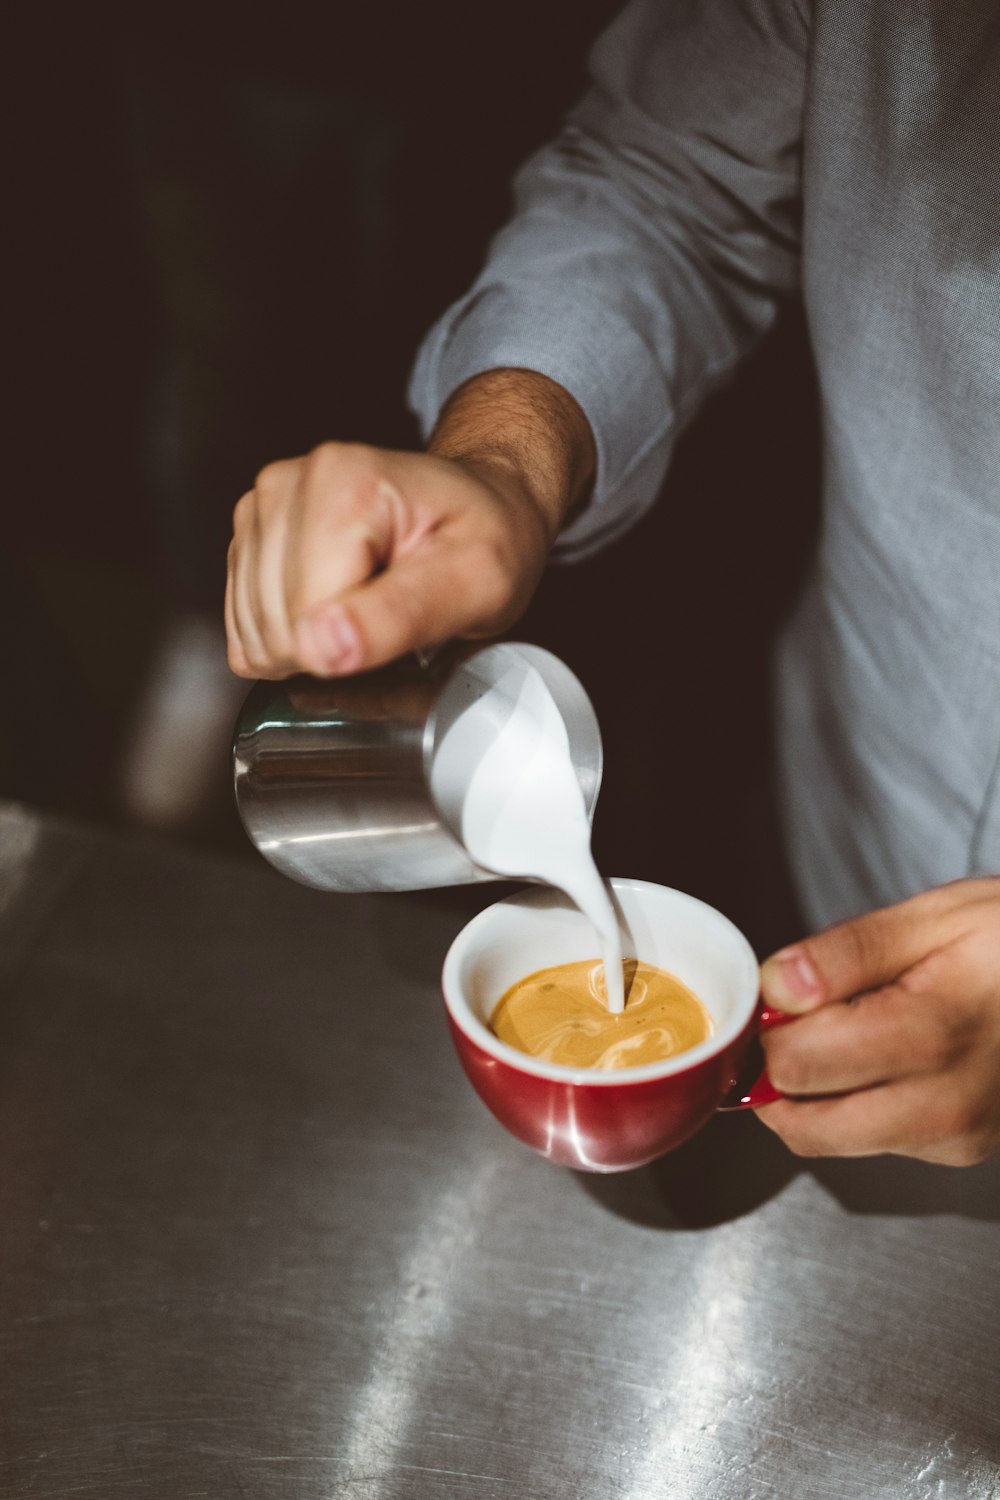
[759,894,943,1014]
[293,537,517,675]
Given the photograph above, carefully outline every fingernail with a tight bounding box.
[760,947,823,1010]
[297,607,362,673]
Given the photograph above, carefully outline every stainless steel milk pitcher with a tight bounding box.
[232,642,603,892]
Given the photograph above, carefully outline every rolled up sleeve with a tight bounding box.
[408,0,809,557]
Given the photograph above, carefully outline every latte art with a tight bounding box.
[490,959,713,1071]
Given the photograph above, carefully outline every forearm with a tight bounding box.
[410,0,807,556]
[427,368,596,547]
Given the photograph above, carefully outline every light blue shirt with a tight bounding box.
[409,0,1000,928]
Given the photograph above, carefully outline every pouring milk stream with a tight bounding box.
[431,660,625,1013]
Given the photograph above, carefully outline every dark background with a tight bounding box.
[7,2,819,949]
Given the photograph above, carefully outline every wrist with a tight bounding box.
[427,368,596,545]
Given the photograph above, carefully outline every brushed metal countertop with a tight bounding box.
[1,802,997,1499]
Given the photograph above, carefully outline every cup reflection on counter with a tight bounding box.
[441,878,777,1172]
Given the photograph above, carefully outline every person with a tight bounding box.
[223,0,1000,1166]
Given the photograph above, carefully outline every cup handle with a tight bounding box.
[718,1004,792,1111]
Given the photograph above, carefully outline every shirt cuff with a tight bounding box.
[407,282,676,560]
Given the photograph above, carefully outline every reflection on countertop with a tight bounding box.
[1,802,998,1500]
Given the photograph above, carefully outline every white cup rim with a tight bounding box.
[441,877,760,1087]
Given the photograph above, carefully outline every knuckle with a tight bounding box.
[232,491,254,531]
[756,1101,822,1157]
[928,1096,978,1149]
[303,442,340,482]
[946,1136,993,1168]
[761,1031,808,1095]
[897,882,965,940]
[235,651,263,681]
[768,1059,806,1096]
[913,1018,963,1075]
[838,916,884,984]
[315,439,369,464]
[780,1122,823,1159]
[308,440,371,482]
[254,608,297,666]
[466,536,519,612]
[309,440,340,462]
[227,643,251,676]
[931,1115,994,1166]
[304,443,387,516]
[933,883,968,915]
[254,460,288,494]
[239,641,267,674]
[762,1047,801,1096]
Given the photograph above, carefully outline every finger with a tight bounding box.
[224,541,251,677]
[755,1077,988,1165]
[284,449,398,624]
[289,521,391,675]
[760,981,966,1096]
[296,536,514,675]
[247,479,298,673]
[231,500,276,678]
[759,889,953,1014]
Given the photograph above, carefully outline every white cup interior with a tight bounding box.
[442,878,760,1085]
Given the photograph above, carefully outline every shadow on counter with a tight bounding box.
[577,1112,1000,1229]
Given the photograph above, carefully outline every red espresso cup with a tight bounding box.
[441,878,781,1172]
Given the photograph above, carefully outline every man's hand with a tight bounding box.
[224,369,595,679]
[754,878,1000,1164]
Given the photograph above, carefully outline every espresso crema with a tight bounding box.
[489,959,713,1070]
